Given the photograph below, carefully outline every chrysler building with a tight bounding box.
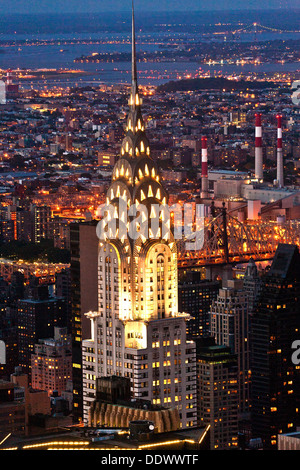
[82,3,196,429]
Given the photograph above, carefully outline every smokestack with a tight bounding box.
[276,115,284,188]
[6,69,12,86]
[255,113,263,181]
[201,136,209,199]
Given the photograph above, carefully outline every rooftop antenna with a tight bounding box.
[131,0,138,96]
[127,0,144,134]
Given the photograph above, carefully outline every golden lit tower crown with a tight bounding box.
[106,2,168,223]
[98,1,178,323]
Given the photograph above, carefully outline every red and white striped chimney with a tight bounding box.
[201,136,208,177]
[201,136,209,198]
[276,114,284,187]
[6,69,12,86]
[255,113,263,181]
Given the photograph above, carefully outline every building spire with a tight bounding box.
[125,0,145,140]
[131,0,138,90]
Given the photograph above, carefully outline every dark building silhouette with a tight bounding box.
[17,288,67,379]
[243,258,261,316]
[70,220,98,423]
[0,306,18,380]
[178,271,220,338]
[251,244,300,449]
[55,269,72,334]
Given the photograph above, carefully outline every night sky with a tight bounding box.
[0,0,297,13]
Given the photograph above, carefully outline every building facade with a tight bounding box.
[195,338,239,450]
[251,244,300,449]
[209,279,250,416]
[178,271,220,338]
[17,296,66,378]
[70,220,99,422]
[242,258,261,316]
[31,327,72,397]
[82,7,197,430]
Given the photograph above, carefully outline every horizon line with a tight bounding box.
[0,8,299,14]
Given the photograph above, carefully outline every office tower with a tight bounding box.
[52,216,70,250]
[31,327,72,397]
[178,271,220,338]
[16,209,34,242]
[242,258,261,416]
[82,5,197,429]
[0,218,14,242]
[69,220,99,422]
[0,306,18,380]
[276,114,284,188]
[17,293,66,378]
[195,337,239,450]
[251,244,300,449]
[255,113,263,181]
[7,204,17,240]
[209,280,250,416]
[30,204,51,243]
[242,258,261,316]
[55,269,72,334]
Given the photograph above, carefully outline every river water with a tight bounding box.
[0,27,299,87]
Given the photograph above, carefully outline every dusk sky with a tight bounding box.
[0,0,298,14]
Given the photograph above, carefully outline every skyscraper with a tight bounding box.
[70,220,99,422]
[243,258,261,316]
[30,204,51,244]
[17,295,66,378]
[209,279,250,416]
[251,244,300,449]
[31,327,72,397]
[178,271,220,338]
[82,4,196,429]
[195,337,239,450]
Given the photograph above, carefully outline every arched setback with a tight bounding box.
[132,240,178,322]
[98,238,178,324]
[98,241,132,322]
